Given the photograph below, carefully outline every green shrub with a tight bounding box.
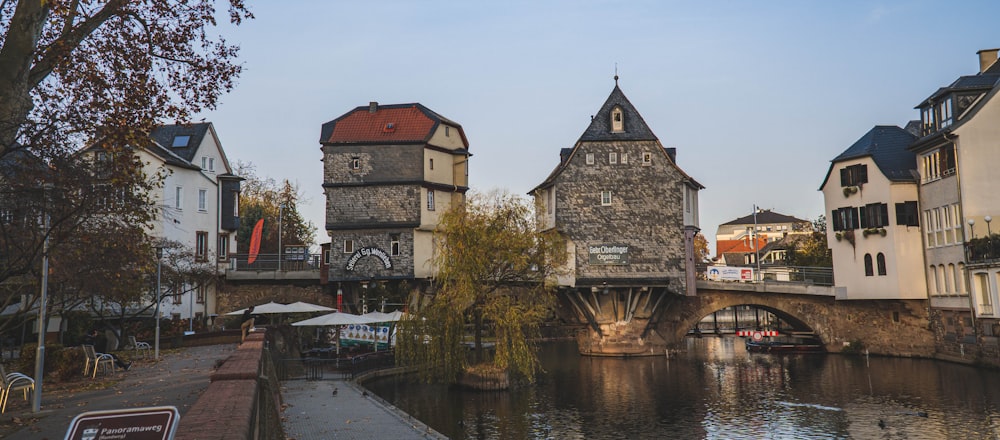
[17,343,87,382]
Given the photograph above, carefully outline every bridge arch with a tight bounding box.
[659,290,835,349]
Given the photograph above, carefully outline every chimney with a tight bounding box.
[369,101,378,113]
[977,49,999,73]
[665,147,677,164]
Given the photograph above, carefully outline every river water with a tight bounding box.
[365,338,1000,439]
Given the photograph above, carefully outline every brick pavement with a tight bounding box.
[281,379,447,440]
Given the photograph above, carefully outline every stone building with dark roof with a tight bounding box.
[531,80,702,355]
[318,102,469,311]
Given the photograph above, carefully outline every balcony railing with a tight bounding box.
[228,253,322,272]
[965,236,1000,264]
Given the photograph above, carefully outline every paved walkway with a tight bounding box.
[0,344,236,439]
[281,378,446,440]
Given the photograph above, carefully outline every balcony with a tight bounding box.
[965,236,1000,265]
[225,253,322,281]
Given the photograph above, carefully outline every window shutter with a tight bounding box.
[851,207,860,229]
[860,165,868,184]
[840,168,848,187]
[859,206,868,229]
[832,210,840,231]
[880,204,889,227]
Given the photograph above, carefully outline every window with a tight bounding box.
[642,152,652,165]
[196,285,206,304]
[350,157,361,170]
[175,186,183,210]
[445,126,450,136]
[196,232,208,261]
[600,191,612,206]
[895,201,919,226]
[860,203,889,228]
[951,204,963,243]
[928,266,939,295]
[978,273,992,311]
[586,153,595,165]
[957,263,967,294]
[427,190,435,211]
[938,98,953,128]
[921,144,956,182]
[218,233,229,261]
[831,207,859,231]
[839,164,868,187]
[429,158,434,170]
[390,234,400,256]
[323,249,331,265]
[198,189,207,211]
[609,152,617,164]
[233,191,240,217]
[877,253,887,276]
[172,135,190,147]
[344,240,354,253]
[864,254,874,276]
[611,107,624,132]
[921,107,935,135]
[621,153,628,164]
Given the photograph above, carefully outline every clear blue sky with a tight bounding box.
[200,1,1000,254]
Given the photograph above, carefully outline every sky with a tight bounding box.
[198,0,1000,255]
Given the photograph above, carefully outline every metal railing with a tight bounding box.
[965,238,1000,264]
[275,350,396,381]
[228,253,322,271]
[697,263,834,286]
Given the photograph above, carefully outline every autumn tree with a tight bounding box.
[0,1,250,333]
[234,161,316,253]
[788,215,832,267]
[694,232,711,263]
[396,191,567,384]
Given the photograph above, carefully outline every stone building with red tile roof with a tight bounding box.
[318,102,469,310]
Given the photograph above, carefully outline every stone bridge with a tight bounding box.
[559,280,936,357]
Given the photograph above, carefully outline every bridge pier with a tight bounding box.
[560,286,679,357]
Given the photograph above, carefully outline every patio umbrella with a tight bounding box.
[224,301,291,315]
[284,301,335,313]
[360,310,406,322]
[292,312,383,355]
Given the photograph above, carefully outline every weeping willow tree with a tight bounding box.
[397,190,567,384]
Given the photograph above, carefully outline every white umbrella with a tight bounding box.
[224,301,291,316]
[291,311,382,326]
[361,310,406,322]
[284,301,335,313]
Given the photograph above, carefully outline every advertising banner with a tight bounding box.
[706,266,754,282]
[588,244,629,265]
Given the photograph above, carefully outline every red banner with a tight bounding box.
[247,219,264,264]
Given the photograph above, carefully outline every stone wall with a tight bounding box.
[327,229,414,280]
[553,140,687,292]
[217,283,330,319]
[325,185,421,225]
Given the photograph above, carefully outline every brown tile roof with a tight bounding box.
[327,105,433,143]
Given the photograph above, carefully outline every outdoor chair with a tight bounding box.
[126,336,151,359]
[0,364,34,413]
[82,345,115,378]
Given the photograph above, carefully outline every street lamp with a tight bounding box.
[278,203,285,272]
[32,207,50,413]
[987,216,993,259]
[969,218,976,239]
[154,245,163,360]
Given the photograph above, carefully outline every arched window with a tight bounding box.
[957,263,967,294]
[611,106,624,132]
[939,264,948,294]
[864,254,874,276]
[876,253,887,276]
[928,266,938,295]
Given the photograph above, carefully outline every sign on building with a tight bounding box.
[706,266,754,282]
[588,244,629,265]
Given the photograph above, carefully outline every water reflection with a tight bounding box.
[365,338,1000,439]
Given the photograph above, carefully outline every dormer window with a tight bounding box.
[938,98,953,128]
[172,135,190,147]
[611,107,624,133]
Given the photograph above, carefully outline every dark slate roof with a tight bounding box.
[149,123,212,163]
[721,210,809,226]
[577,84,658,142]
[821,125,917,187]
[916,74,1000,107]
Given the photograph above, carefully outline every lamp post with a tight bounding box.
[987,216,993,259]
[969,218,976,239]
[154,245,163,360]
[278,203,284,272]
[752,205,762,282]
[32,210,50,413]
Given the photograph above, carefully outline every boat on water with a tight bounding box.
[744,335,825,354]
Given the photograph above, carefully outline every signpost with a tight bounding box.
[64,406,179,440]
